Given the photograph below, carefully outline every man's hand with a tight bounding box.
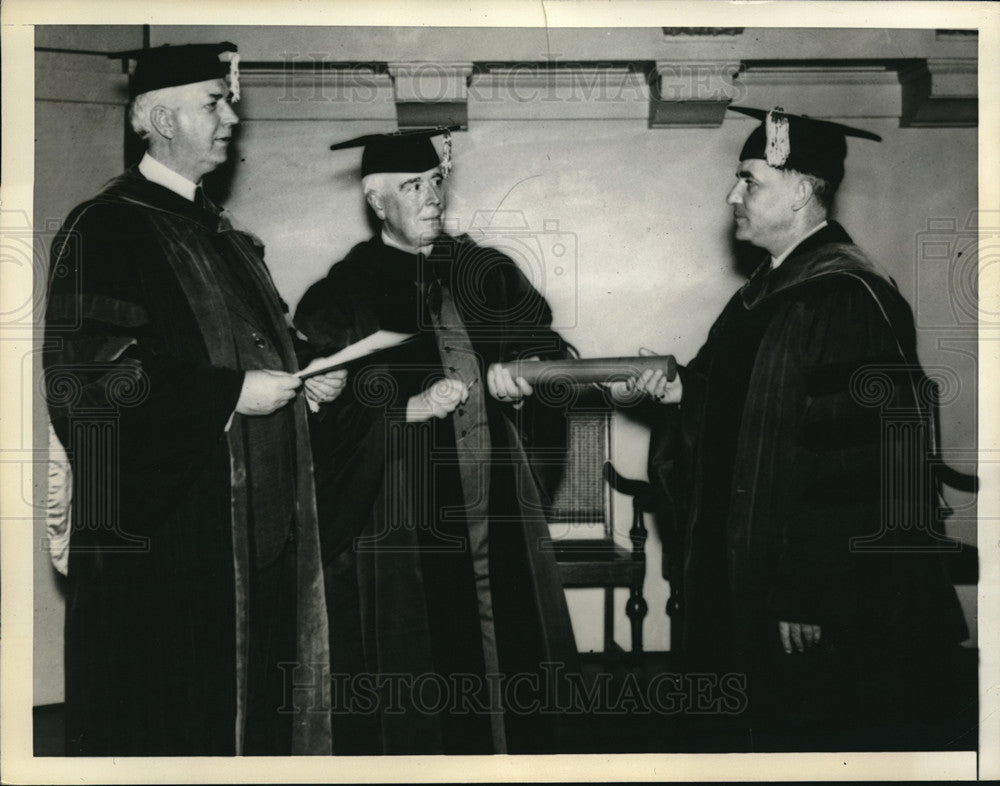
[487,357,536,411]
[778,621,822,654]
[236,369,302,416]
[303,368,348,405]
[406,378,469,422]
[607,347,683,405]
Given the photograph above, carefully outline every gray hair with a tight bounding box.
[801,173,836,209]
[362,172,392,202]
[128,87,176,140]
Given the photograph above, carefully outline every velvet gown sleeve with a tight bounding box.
[764,274,948,633]
[492,259,569,360]
[43,202,245,532]
[487,257,573,502]
[293,261,395,561]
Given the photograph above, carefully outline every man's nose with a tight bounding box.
[426,183,443,206]
[725,183,741,205]
[221,102,239,126]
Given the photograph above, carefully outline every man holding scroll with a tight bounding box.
[43,43,346,755]
[294,129,576,754]
[619,107,967,743]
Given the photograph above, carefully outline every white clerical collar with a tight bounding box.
[138,153,199,202]
[770,220,829,269]
[382,229,432,257]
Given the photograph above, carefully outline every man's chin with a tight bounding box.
[420,224,443,243]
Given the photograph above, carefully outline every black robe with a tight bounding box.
[294,233,577,754]
[649,222,968,737]
[43,168,331,756]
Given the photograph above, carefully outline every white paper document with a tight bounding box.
[296,329,415,379]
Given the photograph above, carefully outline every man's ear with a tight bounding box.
[790,175,815,212]
[365,189,386,220]
[149,105,175,140]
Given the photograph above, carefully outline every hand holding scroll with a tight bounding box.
[487,357,538,410]
[607,347,683,405]
[779,621,822,654]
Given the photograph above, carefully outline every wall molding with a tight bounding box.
[661,27,745,40]
[35,50,128,106]
[468,64,649,121]
[45,53,973,129]
[388,62,472,128]
[232,69,396,120]
[649,59,740,127]
[899,58,978,128]
[735,63,904,119]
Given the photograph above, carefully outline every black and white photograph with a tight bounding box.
[1,1,997,782]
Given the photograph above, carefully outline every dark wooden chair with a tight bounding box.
[542,404,653,654]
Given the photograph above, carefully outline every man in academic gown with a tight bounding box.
[294,129,578,754]
[620,107,968,746]
[43,43,344,756]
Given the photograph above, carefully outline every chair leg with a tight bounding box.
[666,584,682,653]
[603,588,614,652]
[626,493,648,655]
[626,583,647,654]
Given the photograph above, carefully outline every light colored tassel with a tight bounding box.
[440,129,453,178]
[765,107,790,167]
[228,52,241,103]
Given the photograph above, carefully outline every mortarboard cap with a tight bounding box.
[330,126,462,178]
[729,105,881,188]
[109,42,241,101]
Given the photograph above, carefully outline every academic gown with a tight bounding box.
[294,233,578,754]
[43,168,331,756]
[649,222,968,737]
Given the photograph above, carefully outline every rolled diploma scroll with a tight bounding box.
[498,355,677,386]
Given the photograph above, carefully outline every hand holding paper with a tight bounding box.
[407,378,469,422]
[237,369,301,416]
[303,368,348,406]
